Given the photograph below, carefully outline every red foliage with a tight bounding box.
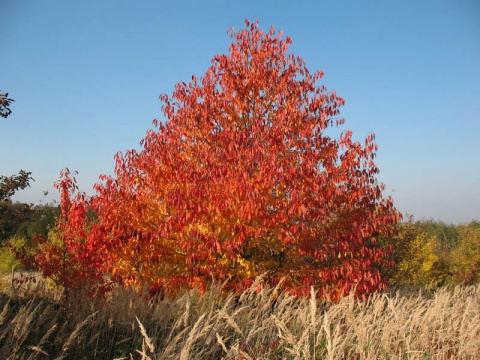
[26,20,401,300]
[18,169,113,298]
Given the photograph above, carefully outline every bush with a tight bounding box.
[0,236,26,274]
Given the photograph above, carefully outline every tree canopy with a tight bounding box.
[24,20,401,300]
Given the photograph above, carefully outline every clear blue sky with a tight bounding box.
[1,0,479,223]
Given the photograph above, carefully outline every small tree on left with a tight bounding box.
[15,169,113,299]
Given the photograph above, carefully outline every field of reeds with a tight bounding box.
[0,276,479,359]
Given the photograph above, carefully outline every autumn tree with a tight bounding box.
[32,20,401,300]
[450,222,480,285]
[381,219,440,287]
[16,169,112,299]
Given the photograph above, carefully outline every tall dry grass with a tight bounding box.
[0,277,479,359]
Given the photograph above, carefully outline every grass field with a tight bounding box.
[0,277,479,359]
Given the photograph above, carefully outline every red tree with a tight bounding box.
[17,169,112,299]
[30,20,401,300]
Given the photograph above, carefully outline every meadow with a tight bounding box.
[2,14,479,360]
[0,276,479,359]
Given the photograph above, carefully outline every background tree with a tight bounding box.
[0,171,35,246]
[0,170,33,201]
[0,91,14,118]
[382,219,440,287]
[0,236,27,273]
[0,171,41,245]
[450,222,480,284]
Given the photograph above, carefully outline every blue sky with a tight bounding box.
[1,0,479,223]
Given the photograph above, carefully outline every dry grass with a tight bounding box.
[0,277,479,359]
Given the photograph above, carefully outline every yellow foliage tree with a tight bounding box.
[383,221,439,286]
[0,236,26,274]
[450,222,480,284]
